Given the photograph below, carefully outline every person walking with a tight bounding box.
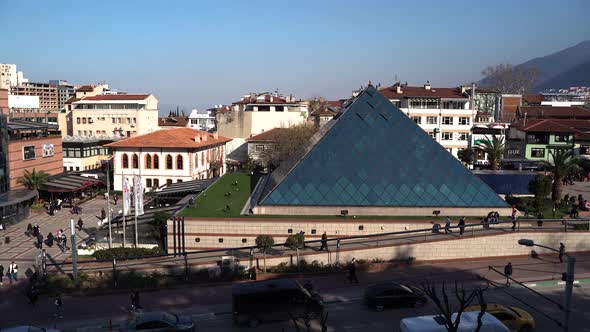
[0,264,4,285]
[511,211,517,231]
[101,208,106,221]
[26,223,33,237]
[444,217,453,234]
[32,224,39,238]
[559,243,566,263]
[77,218,84,231]
[131,290,142,311]
[319,232,328,251]
[37,233,44,250]
[8,261,18,283]
[114,194,118,205]
[504,262,513,286]
[458,217,466,236]
[47,232,54,247]
[348,258,359,284]
[54,294,63,318]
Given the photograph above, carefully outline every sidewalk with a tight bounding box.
[1,252,589,328]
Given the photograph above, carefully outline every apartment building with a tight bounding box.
[68,94,159,138]
[106,128,231,191]
[9,82,59,124]
[49,80,76,110]
[379,82,475,158]
[188,109,215,131]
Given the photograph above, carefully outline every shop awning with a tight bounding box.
[0,189,38,208]
[41,174,103,193]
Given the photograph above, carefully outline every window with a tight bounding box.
[255,145,265,152]
[409,99,439,109]
[275,106,284,112]
[133,118,137,124]
[82,118,87,124]
[442,132,452,140]
[195,238,200,243]
[166,155,173,169]
[146,178,152,188]
[288,229,293,234]
[77,118,81,124]
[78,130,82,135]
[411,116,421,124]
[555,134,569,142]
[111,117,115,124]
[443,101,465,109]
[458,133,468,141]
[242,238,247,243]
[426,116,437,125]
[132,154,139,168]
[218,238,223,243]
[166,179,172,185]
[458,117,470,125]
[118,117,122,124]
[527,134,548,144]
[75,167,80,171]
[442,117,453,125]
[358,225,364,231]
[153,155,159,169]
[126,118,130,124]
[153,179,159,188]
[122,154,129,168]
[145,154,152,169]
[531,148,545,158]
[201,152,205,164]
[177,179,183,183]
[176,155,183,169]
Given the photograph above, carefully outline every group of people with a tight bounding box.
[27,223,71,252]
[45,199,63,216]
[0,261,18,285]
[503,242,567,286]
[442,217,466,235]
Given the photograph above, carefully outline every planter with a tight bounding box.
[30,208,46,214]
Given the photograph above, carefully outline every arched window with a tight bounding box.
[195,153,199,167]
[176,155,184,170]
[122,154,129,168]
[166,154,173,169]
[145,154,152,169]
[201,152,205,165]
[153,154,159,169]
[132,153,139,169]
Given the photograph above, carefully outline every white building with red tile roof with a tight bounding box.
[106,128,232,191]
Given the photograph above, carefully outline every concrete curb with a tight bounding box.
[524,278,590,287]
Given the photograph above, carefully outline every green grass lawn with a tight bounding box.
[178,172,256,217]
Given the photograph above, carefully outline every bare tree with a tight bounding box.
[480,64,539,94]
[422,281,487,332]
[260,123,318,169]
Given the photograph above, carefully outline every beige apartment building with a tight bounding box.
[67,94,159,138]
[10,82,59,124]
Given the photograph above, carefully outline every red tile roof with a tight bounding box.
[514,119,582,133]
[214,105,232,114]
[76,85,95,92]
[379,85,469,99]
[519,106,590,119]
[106,128,231,149]
[76,94,150,101]
[65,96,81,104]
[158,116,189,127]
[245,128,289,142]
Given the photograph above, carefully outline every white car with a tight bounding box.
[400,312,511,332]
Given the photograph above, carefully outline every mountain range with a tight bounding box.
[517,40,590,91]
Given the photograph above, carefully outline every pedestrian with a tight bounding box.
[511,211,517,231]
[8,261,18,283]
[54,294,63,318]
[319,232,328,251]
[114,194,118,205]
[101,208,106,221]
[47,232,54,247]
[62,235,68,250]
[458,217,466,236]
[77,218,84,231]
[37,233,44,250]
[348,258,359,284]
[32,224,38,238]
[559,243,565,263]
[131,290,142,310]
[444,217,453,234]
[0,264,4,285]
[504,262,513,286]
[27,284,39,306]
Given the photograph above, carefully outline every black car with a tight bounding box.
[364,282,427,312]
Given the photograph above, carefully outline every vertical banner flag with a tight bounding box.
[134,175,144,216]
[123,177,131,215]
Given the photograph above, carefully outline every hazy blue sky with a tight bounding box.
[1,0,588,112]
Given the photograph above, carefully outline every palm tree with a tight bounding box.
[475,135,505,170]
[17,168,50,201]
[541,149,579,203]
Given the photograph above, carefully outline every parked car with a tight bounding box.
[124,311,195,332]
[400,312,510,332]
[1,327,60,332]
[364,282,427,311]
[232,279,324,328]
[465,303,535,332]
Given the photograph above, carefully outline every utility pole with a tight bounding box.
[70,218,78,282]
[107,159,112,248]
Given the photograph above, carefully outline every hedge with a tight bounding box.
[92,246,163,260]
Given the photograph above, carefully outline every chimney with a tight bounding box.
[213,132,218,139]
[470,82,476,110]
[424,81,431,90]
[396,85,403,94]
[460,85,467,94]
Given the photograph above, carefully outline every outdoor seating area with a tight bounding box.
[40,174,104,208]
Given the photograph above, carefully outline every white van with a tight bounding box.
[400,311,511,332]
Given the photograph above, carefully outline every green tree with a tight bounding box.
[480,63,539,94]
[255,234,275,273]
[17,168,50,201]
[260,123,318,169]
[475,135,505,170]
[541,149,579,203]
[457,148,475,167]
[285,233,305,268]
[242,155,257,174]
[528,174,552,214]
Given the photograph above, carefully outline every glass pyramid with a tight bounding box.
[260,86,508,208]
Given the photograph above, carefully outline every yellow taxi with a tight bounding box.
[465,303,535,332]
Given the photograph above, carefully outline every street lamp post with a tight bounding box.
[70,218,78,282]
[519,239,575,332]
[106,158,112,248]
